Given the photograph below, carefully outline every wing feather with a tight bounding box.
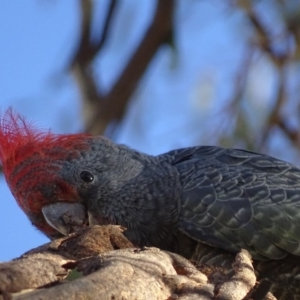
[167,146,300,260]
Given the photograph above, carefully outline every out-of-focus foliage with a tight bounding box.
[70,0,300,162]
[221,0,300,155]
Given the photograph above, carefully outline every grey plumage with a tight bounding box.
[161,146,300,260]
[59,139,300,261]
[17,136,300,298]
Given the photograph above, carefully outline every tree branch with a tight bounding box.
[1,225,273,300]
[82,0,174,135]
[91,0,117,57]
[70,0,117,67]
[70,0,118,125]
[237,2,299,152]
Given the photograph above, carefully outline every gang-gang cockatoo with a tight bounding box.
[1,109,300,263]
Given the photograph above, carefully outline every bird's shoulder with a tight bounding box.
[158,145,300,184]
[160,145,290,168]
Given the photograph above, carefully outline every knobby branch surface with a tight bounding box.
[0,225,267,300]
[70,0,174,136]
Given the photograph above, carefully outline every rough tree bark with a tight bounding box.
[0,225,278,300]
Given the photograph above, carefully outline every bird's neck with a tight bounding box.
[117,160,182,251]
[90,158,182,251]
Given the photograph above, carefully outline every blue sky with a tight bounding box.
[0,1,290,261]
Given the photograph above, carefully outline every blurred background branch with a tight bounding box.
[70,0,174,136]
[1,0,300,173]
[67,0,300,155]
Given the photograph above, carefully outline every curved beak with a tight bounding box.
[42,202,87,235]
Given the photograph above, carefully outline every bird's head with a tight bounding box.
[0,109,144,238]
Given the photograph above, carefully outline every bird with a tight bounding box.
[1,108,300,265]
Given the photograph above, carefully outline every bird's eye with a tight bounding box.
[80,171,94,183]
